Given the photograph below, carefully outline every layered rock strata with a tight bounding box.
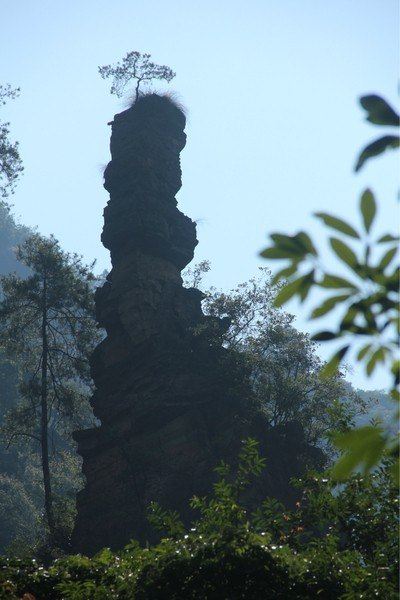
[72,95,248,554]
[73,94,319,555]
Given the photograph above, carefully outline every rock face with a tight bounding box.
[73,94,320,555]
[72,95,248,554]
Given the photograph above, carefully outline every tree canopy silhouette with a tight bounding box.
[99,51,175,101]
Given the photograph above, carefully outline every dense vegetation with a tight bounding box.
[0,71,397,597]
[0,204,99,556]
[0,204,396,598]
[0,439,397,598]
[185,263,365,456]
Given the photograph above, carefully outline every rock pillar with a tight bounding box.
[72,95,248,553]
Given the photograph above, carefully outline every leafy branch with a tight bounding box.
[260,92,399,480]
[354,94,399,171]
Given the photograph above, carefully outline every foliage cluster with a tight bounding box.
[0,221,367,555]
[260,93,399,479]
[185,264,367,455]
[99,51,175,101]
[0,71,396,598]
[0,440,397,599]
[0,234,99,550]
[0,85,23,198]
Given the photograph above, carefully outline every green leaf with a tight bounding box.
[339,305,359,331]
[386,265,400,291]
[310,294,350,318]
[357,343,372,361]
[270,233,305,253]
[264,231,318,260]
[331,425,386,480]
[271,264,298,285]
[298,270,315,302]
[319,274,357,289]
[320,345,349,377]
[329,238,358,268]
[377,234,399,243]
[295,232,318,256]
[360,189,376,232]
[363,306,378,331]
[273,275,308,307]
[312,331,337,341]
[378,246,397,271]
[355,135,399,172]
[391,360,400,386]
[314,213,359,239]
[366,347,386,376]
[260,246,302,260]
[359,94,400,127]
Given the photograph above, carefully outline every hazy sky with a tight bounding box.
[1,0,398,390]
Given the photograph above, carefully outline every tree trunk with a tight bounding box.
[135,79,141,102]
[41,276,55,537]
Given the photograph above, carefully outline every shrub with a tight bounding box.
[0,440,397,599]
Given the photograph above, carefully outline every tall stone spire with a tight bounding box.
[72,95,248,553]
[73,94,323,554]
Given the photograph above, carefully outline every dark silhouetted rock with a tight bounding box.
[72,94,322,555]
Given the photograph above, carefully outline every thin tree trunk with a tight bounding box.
[41,275,55,537]
[135,78,141,102]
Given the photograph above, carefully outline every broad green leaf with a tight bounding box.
[311,330,337,341]
[273,275,308,307]
[390,314,400,336]
[359,94,400,126]
[378,246,398,271]
[331,425,386,480]
[391,360,400,386]
[339,305,358,331]
[314,213,359,239]
[363,306,378,331]
[298,270,315,302]
[366,347,386,376]
[357,343,372,361]
[270,233,305,252]
[320,345,349,377]
[360,189,376,232]
[267,232,318,258]
[377,234,399,244]
[368,268,391,287]
[391,388,400,405]
[330,238,358,268]
[271,264,298,285]
[342,324,369,335]
[260,246,302,260]
[319,274,357,289]
[310,294,350,319]
[295,232,318,256]
[355,135,399,172]
[386,266,400,291]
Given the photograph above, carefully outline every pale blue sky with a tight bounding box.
[1,0,399,389]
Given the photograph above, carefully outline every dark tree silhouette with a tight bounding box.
[0,234,98,538]
[0,85,23,198]
[99,51,175,101]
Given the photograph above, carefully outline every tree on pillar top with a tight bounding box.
[98,51,176,102]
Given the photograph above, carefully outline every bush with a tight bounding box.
[0,440,397,599]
